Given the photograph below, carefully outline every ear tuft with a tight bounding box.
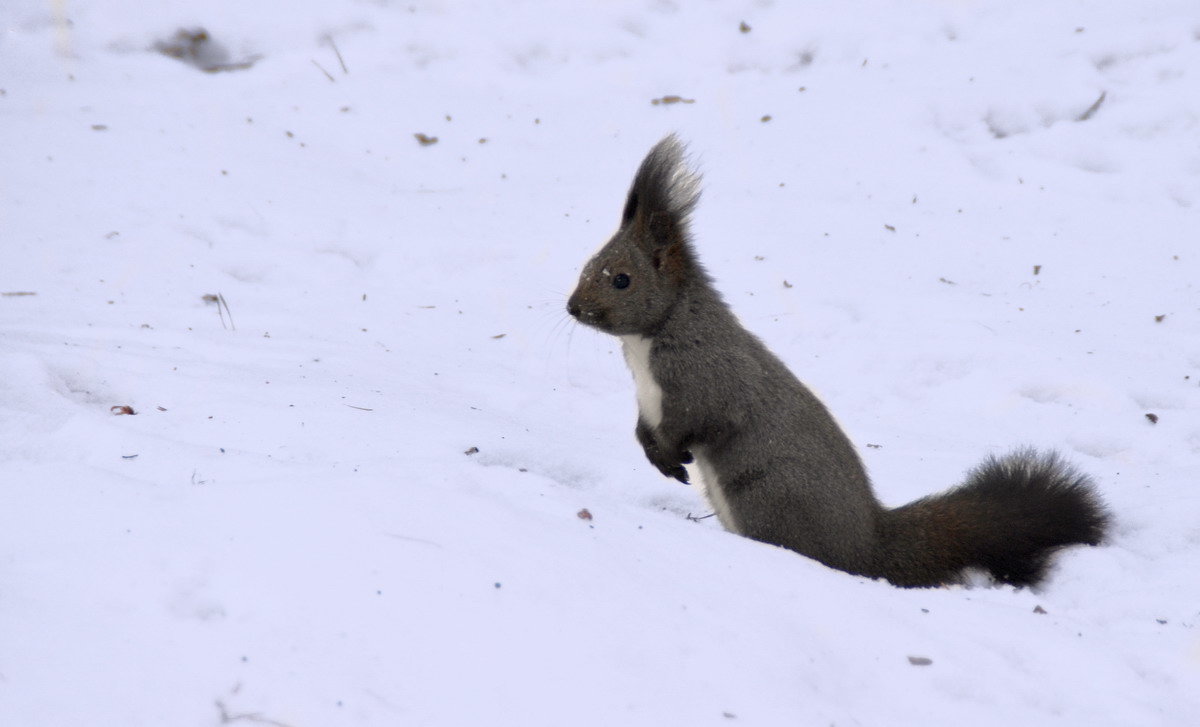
[623,134,701,241]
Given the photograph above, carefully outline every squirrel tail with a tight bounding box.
[873,450,1110,588]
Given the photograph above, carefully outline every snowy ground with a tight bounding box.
[3,1,1199,725]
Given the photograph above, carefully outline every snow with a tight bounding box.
[2,0,1199,725]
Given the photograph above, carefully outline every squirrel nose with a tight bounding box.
[566,293,582,318]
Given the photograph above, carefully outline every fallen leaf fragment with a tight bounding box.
[414,133,439,146]
[111,405,137,416]
[907,656,933,666]
[651,95,695,105]
[154,28,259,73]
[577,508,593,521]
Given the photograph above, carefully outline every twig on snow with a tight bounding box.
[311,59,335,82]
[324,34,348,74]
[215,700,294,727]
[1077,91,1106,122]
[216,293,236,331]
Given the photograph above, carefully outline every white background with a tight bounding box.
[3,1,1198,725]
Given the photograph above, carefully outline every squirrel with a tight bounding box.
[567,135,1110,588]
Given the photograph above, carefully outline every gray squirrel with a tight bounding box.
[567,135,1109,588]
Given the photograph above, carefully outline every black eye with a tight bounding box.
[612,273,630,289]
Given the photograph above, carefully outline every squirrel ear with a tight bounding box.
[623,135,701,252]
[621,190,639,226]
[647,211,681,256]
[647,210,694,283]
[651,236,689,279]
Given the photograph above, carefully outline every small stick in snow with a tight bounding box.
[385,532,443,548]
[324,34,348,74]
[345,404,373,411]
[1077,91,1107,122]
[215,700,294,727]
[311,59,335,83]
[216,292,236,331]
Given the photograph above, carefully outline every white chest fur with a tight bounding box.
[692,448,739,534]
[620,336,738,533]
[619,335,663,428]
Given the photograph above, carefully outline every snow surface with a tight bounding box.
[3,1,1199,725]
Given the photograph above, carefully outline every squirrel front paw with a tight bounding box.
[636,421,692,483]
[645,447,692,484]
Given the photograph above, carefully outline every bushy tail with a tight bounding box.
[874,450,1110,588]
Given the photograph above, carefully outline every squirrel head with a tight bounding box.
[567,135,703,336]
